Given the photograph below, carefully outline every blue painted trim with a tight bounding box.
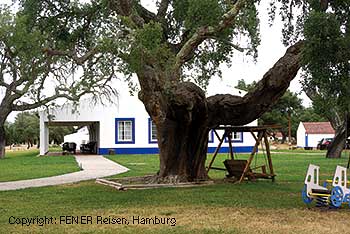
[115,118,135,144]
[148,118,157,144]
[305,134,308,147]
[224,132,244,143]
[99,147,159,155]
[208,130,214,143]
[98,146,254,155]
[207,146,254,153]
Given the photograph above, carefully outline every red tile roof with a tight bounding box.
[303,122,335,134]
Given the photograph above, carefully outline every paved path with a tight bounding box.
[0,155,129,191]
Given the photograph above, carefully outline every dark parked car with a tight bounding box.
[317,138,333,150]
[62,142,77,154]
[80,141,97,154]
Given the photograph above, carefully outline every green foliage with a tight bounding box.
[128,21,175,73]
[259,90,303,138]
[6,112,76,146]
[16,0,264,90]
[296,107,326,123]
[235,78,256,91]
[11,112,39,146]
[49,126,76,145]
[302,7,350,113]
[184,0,225,31]
[4,121,15,145]
[272,0,350,138]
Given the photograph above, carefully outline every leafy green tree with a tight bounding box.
[49,126,76,145]
[259,91,302,143]
[296,107,327,123]
[12,112,39,148]
[4,121,15,146]
[272,0,350,158]
[17,0,304,181]
[0,7,117,158]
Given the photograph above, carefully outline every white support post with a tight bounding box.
[39,113,49,155]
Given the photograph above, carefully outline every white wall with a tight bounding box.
[308,134,334,148]
[64,127,89,149]
[297,122,335,148]
[40,80,257,154]
[297,122,306,147]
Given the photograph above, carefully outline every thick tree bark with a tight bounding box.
[207,41,303,128]
[156,83,209,181]
[137,41,304,182]
[0,124,5,159]
[326,117,350,158]
[326,125,346,158]
[0,105,11,159]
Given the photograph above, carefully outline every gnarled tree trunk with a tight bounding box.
[0,124,5,159]
[157,83,209,181]
[0,105,11,159]
[137,41,303,182]
[326,116,350,158]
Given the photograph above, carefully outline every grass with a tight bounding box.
[0,150,350,233]
[0,150,79,182]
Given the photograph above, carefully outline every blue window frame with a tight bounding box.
[148,118,158,144]
[115,118,135,144]
[225,132,243,143]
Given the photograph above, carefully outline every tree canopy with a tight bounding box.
[10,0,306,181]
[277,0,350,157]
[0,5,119,158]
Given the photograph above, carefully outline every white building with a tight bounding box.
[39,82,257,155]
[63,127,89,149]
[297,122,335,148]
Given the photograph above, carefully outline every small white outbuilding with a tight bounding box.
[297,122,335,148]
[63,127,89,149]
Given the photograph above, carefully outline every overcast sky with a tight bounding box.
[2,0,311,122]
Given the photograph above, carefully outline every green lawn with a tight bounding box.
[0,150,79,182]
[0,150,350,234]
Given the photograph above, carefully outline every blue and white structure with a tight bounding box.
[39,81,257,155]
[297,122,335,149]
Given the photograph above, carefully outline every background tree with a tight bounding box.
[302,2,350,158]
[20,0,304,182]
[0,7,117,158]
[5,112,75,147]
[272,0,350,158]
[49,126,76,145]
[4,121,15,147]
[296,107,327,123]
[236,79,303,142]
[259,91,302,143]
[12,112,39,149]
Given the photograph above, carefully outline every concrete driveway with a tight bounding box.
[0,155,129,191]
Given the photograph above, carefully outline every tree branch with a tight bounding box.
[174,0,248,73]
[108,0,156,28]
[207,41,304,128]
[157,0,169,19]
[108,0,133,16]
[135,3,156,23]
[11,90,90,112]
[43,47,98,65]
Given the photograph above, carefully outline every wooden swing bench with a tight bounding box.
[207,125,278,183]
